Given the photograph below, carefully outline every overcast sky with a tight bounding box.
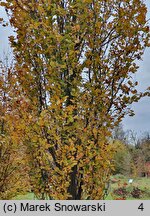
[0,1,150,138]
[123,0,150,137]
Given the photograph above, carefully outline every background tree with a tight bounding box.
[112,128,150,177]
[112,123,127,143]
[137,133,150,162]
[112,140,132,176]
[1,0,149,199]
[131,133,150,177]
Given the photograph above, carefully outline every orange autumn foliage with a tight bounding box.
[0,0,149,199]
[0,62,30,199]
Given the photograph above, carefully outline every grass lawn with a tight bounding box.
[105,175,150,200]
[13,193,35,200]
[13,175,150,200]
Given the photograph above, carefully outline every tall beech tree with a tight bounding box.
[1,0,149,199]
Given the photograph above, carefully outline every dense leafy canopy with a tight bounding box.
[0,0,149,199]
[0,61,30,199]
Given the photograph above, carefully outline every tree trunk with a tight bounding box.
[67,165,78,199]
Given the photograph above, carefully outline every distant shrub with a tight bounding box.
[131,187,142,198]
[113,187,128,198]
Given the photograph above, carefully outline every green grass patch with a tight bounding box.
[105,175,150,200]
[13,193,35,200]
[12,176,150,200]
